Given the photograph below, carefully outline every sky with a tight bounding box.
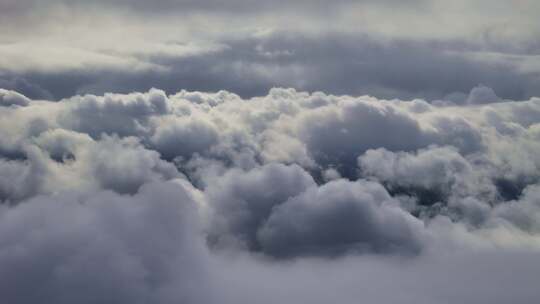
[1,0,540,100]
[1,1,540,304]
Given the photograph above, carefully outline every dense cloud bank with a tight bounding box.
[3,32,540,101]
[2,0,540,103]
[1,87,540,303]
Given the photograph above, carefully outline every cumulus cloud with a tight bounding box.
[2,0,540,301]
[258,179,424,258]
[358,146,496,204]
[0,87,539,303]
[59,89,170,138]
[2,87,540,201]
[0,180,214,304]
[206,163,316,252]
[466,85,502,105]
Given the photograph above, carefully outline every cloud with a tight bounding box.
[2,87,540,200]
[0,129,182,202]
[214,248,540,304]
[0,87,539,302]
[206,163,316,252]
[2,174,539,304]
[150,116,219,161]
[0,89,30,107]
[358,146,496,204]
[58,89,170,138]
[2,1,539,98]
[2,32,540,101]
[257,179,424,258]
[295,96,434,174]
[466,84,502,105]
[0,180,214,304]
[492,183,540,233]
[1,1,540,301]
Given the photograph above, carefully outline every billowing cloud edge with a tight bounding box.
[0,87,540,303]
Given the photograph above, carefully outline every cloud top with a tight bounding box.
[0,87,539,303]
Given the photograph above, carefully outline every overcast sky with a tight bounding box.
[1,0,539,100]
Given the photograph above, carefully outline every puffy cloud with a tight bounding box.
[0,153,43,202]
[2,87,540,200]
[297,98,429,173]
[0,87,539,302]
[358,146,496,204]
[1,176,539,304]
[149,116,219,161]
[0,129,182,202]
[0,89,30,107]
[59,89,170,138]
[466,85,502,105]
[206,163,316,251]
[258,179,424,258]
[492,183,540,233]
[80,135,181,194]
[2,0,540,301]
[0,180,213,304]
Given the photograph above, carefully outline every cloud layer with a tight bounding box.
[0,86,539,303]
[1,0,539,100]
[2,1,540,302]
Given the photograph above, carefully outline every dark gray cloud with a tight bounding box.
[257,179,423,258]
[0,0,423,17]
[2,32,539,101]
[1,169,539,304]
[0,181,214,304]
[206,164,316,252]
